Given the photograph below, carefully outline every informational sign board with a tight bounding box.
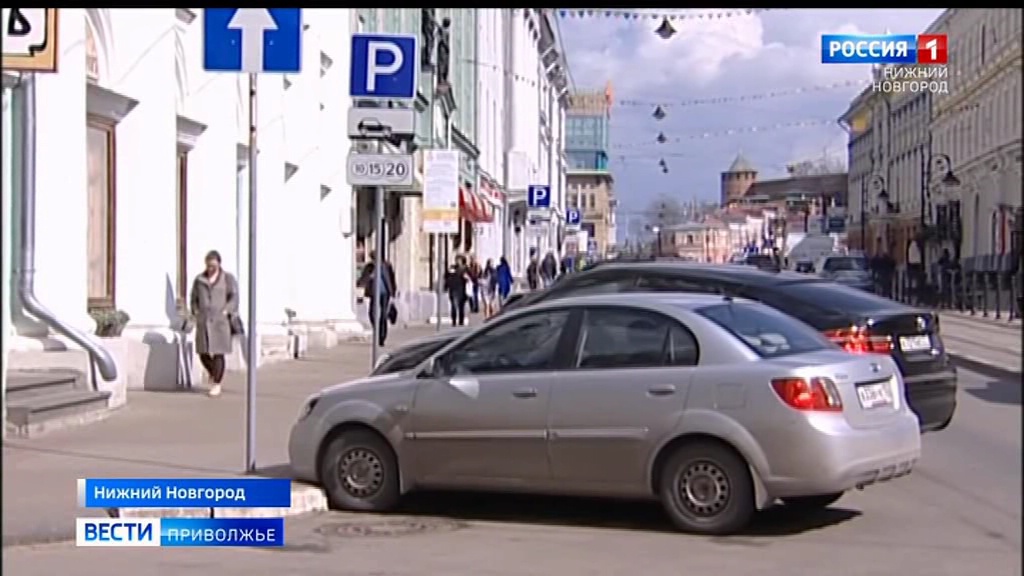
[2,9,59,72]
[422,149,460,234]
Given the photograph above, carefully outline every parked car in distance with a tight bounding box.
[371,262,957,433]
[292,293,921,535]
[817,254,873,291]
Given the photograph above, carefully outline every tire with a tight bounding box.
[319,429,400,512]
[658,441,754,535]
[781,492,844,511]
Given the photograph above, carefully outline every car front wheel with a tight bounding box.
[319,429,400,512]
[658,441,754,535]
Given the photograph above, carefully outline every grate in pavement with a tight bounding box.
[314,517,467,538]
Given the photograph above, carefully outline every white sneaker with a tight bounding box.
[208,384,222,397]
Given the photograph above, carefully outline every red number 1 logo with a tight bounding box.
[918,35,948,64]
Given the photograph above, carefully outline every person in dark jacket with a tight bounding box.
[526,256,540,291]
[357,251,397,347]
[541,251,558,287]
[445,259,470,326]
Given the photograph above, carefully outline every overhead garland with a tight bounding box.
[462,58,867,109]
[554,9,776,21]
[613,119,838,149]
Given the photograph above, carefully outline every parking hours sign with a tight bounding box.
[2,9,59,72]
[347,153,415,187]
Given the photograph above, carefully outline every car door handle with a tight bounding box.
[647,384,676,396]
[512,387,538,399]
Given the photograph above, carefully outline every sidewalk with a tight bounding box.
[938,311,1021,373]
[1,325,455,546]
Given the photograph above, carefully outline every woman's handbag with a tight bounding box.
[387,302,398,325]
[228,313,245,336]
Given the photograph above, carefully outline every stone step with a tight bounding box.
[6,389,112,438]
[6,369,81,402]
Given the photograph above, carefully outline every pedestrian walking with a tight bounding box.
[467,255,482,314]
[190,250,240,397]
[480,258,498,319]
[357,251,397,347]
[496,256,514,304]
[445,259,470,326]
[541,251,558,287]
[526,255,540,291]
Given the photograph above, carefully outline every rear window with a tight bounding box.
[822,257,867,272]
[695,302,836,358]
[778,281,904,315]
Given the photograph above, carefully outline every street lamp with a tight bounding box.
[918,146,960,272]
[651,225,662,256]
[860,171,888,254]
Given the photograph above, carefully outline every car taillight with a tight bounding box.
[823,327,893,354]
[771,377,843,412]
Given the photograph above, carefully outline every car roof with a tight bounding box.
[582,261,813,288]
[522,291,753,311]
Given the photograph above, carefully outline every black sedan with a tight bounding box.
[374,262,957,433]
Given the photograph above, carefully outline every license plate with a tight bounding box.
[898,334,931,352]
[857,382,893,409]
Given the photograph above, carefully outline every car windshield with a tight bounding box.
[823,257,867,272]
[695,302,836,358]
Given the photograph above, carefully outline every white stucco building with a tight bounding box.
[503,9,569,274]
[475,9,508,266]
[2,8,365,413]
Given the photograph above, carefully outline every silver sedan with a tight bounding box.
[289,293,921,535]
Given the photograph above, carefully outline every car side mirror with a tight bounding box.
[418,356,446,379]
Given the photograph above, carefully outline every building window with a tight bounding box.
[87,118,116,310]
[176,150,189,305]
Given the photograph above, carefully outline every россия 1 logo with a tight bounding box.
[821,34,948,64]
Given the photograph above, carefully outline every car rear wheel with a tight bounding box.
[319,429,400,512]
[658,441,754,535]
[781,492,844,511]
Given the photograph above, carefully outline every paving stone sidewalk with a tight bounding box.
[939,312,1021,373]
[1,325,451,547]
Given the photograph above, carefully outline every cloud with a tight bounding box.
[559,8,945,234]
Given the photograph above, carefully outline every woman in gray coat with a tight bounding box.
[190,250,239,397]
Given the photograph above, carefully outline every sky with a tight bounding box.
[557,8,945,235]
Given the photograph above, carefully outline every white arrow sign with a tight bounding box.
[228,9,277,73]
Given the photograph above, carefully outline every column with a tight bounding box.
[31,9,90,334]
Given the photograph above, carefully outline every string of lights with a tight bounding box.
[460,58,870,110]
[617,80,868,108]
[613,119,837,149]
[554,9,777,21]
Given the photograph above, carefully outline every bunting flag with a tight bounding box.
[554,9,777,21]
[613,119,837,149]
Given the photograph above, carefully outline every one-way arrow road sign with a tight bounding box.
[203,8,302,74]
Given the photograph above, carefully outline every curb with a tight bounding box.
[109,483,328,520]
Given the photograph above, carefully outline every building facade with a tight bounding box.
[504,9,569,274]
[842,9,1022,271]
[930,8,1022,269]
[2,8,574,429]
[566,85,615,256]
[2,9,368,412]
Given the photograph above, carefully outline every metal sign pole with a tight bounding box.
[371,185,384,365]
[245,72,258,474]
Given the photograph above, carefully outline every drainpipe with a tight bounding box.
[15,74,118,382]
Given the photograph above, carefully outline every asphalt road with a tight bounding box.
[5,365,1020,576]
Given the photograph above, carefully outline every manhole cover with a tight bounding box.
[316,517,466,538]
